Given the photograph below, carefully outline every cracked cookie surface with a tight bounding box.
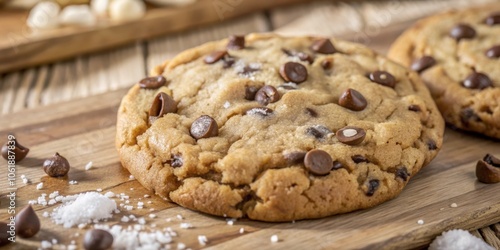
[116,33,444,221]
[388,4,500,139]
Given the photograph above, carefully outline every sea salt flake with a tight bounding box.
[450,203,458,208]
[180,223,193,229]
[144,194,150,198]
[239,228,245,234]
[129,175,135,180]
[223,101,231,109]
[138,218,146,225]
[67,244,77,250]
[149,214,157,218]
[69,180,78,185]
[43,212,49,217]
[37,182,44,190]
[271,235,279,243]
[429,229,494,250]
[121,216,130,222]
[417,219,425,225]
[177,243,186,250]
[40,240,52,249]
[104,191,115,198]
[198,235,208,245]
[84,161,93,170]
[176,214,183,220]
[96,188,102,192]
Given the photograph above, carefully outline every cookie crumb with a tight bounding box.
[37,182,44,190]
[450,203,458,208]
[84,161,93,170]
[417,219,425,225]
[198,235,208,245]
[271,235,279,243]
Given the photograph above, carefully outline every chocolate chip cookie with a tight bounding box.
[116,34,444,221]
[388,4,500,139]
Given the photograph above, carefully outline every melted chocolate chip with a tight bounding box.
[279,62,308,84]
[408,105,421,112]
[484,154,500,167]
[15,205,40,238]
[338,89,367,111]
[306,125,332,140]
[43,152,70,177]
[411,56,436,73]
[352,155,369,163]
[485,45,500,58]
[149,93,177,121]
[460,108,481,127]
[304,149,333,175]
[427,140,438,150]
[240,65,259,75]
[138,76,166,89]
[395,167,409,181]
[462,72,492,90]
[255,86,280,106]
[282,49,313,64]
[321,58,333,70]
[332,161,344,170]
[170,154,183,167]
[365,179,380,196]
[245,107,273,117]
[1,138,29,162]
[310,38,336,54]
[305,108,318,117]
[83,229,114,250]
[227,35,245,50]
[336,126,366,145]
[368,71,396,88]
[450,24,476,41]
[190,115,219,139]
[222,56,236,68]
[284,151,307,164]
[476,154,500,183]
[204,50,228,64]
[245,86,260,100]
[485,13,500,26]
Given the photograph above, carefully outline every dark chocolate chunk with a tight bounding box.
[338,89,367,111]
[395,166,409,181]
[332,161,344,170]
[365,179,380,196]
[169,154,183,168]
[368,71,396,88]
[304,149,333,175]
[204,50,228,64]
[336,126,366,145]
[239,65,259,75]
[450,24,476,41]
[310,38,336,54]
[485,13,500,26]
[476,154,500,184]
[408,105,421,112]
[284,151,307,164]
[138,76,166,89]
[305,108,317,117]
[306,125,332,140]
[321,58,333,70]
[149,92,177,122]
[227,35,245,50]
[1,138,29,162]
[83,229,114,250]
[462,72,492,90]
[352,155,369,163]
[255,85,280,106]
[15,205,40,238]
[411,56,436,73]
[245,86,260,101]
[43,152,70,177]
[245,107,273,117]
[460,108,481,127]
[485,45,500,58]
[190,115,219,139]
[279,62,308,84]
[427,140,438,150]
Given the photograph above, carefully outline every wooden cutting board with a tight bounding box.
[0,0,312,74]
[0,81,500,249]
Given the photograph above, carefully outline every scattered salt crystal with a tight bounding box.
[176,214,183,220]
[51,192,117,228]
[147,201,152,204]
[129,175,135,180]
[40,240,52,249]
[55,196,63,202]
[104,191,115,198]
[125,205,133,211]
[180,223,193,229]
[450,203,458,208]
[78,223,86,229]
[37,182,44,190]
[43,212,49,217]
[96,188,103,192]
[149,214,157,218]
[28,200,37,205]
[51,238,58,244]
[121,216,130,222]
[149,208,155,212]
[223,101,231,109]
[48,199,56,205]
[22,177,29,184]
[137,202,144,207]
[84,161,93,170]
[49,191,59,199]
[417,219,425,225]
[130,188,134,191]
[429,229,494,250]
[271,235,279,243]
[144,194,150,198]
[69,180,78,185]
[125,200,130,204]
[177,243,186,250]
[239,228,245,234]
[67,244,77,250]
[198,235,208,245]
[138,218,146,225]
[21,174,26,179]
[227,220,234,226]
[166,218,172,222]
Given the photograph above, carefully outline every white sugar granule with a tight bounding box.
[198,235,208,245]
[85,161,93,170]
[417,219,424,225]
[37,182,44,190]
[429,229,494,250]
[271,235,279,243]
[51,192,117,228]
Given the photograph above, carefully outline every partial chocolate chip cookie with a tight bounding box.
[388,4,500,138]
[116,34,444,221]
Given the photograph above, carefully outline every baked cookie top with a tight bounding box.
[116,33,444,221]
[388,4,500,138]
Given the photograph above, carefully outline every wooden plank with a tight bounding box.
[479,227,500,249]
[0,0,312,73]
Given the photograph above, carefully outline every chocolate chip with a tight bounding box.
[138,76,166,89]
[305,108,317,117]
[149,92,177,122]
[222,56,236,68]
[245,107,274,117]
[284,151,306,164]
[83,229,114,250]
[336,126,366,145]
[43,152,70,177]
[204,50,228,64]
[450,24,476,41]
[190,115,218,140]
[485,13,500,26]
[245,86,260,100]
[227,35,245,50]
[15,205,40,238]
[408,105,421,112]
[278,82,298,90]
[411,56,436,73]
[255,86,280,106]
[279,62,308,84]
[395,167,409,181]
[306,125,332,140]
[365,179,379,196]
[310,38,336,54]
[321,58,333,70]
[169,154,183,167]
[368,71,396,88]
[460,108,481,127]
[338,89,367,111]
[427,140,437,150]
[352,155,369,163]
[304,149,333,175]
[476,154,500,184]
[1,138,29,162]
[485,45,500,58]
[240,65,259,75]
[462,72,492,89]
[0,222,11,246]
[282,49,314,64]
[332,161,344,170]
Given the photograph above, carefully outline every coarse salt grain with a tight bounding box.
[138,218,146,225]
[180,223,193,229]
[51,192,117,228]
[51,238,58,244]
[43,212,49,217]
[129,175,135,180]
[176,214,183,220]
[144,194,150,198]
[177,243,186,250]
[239,228,245,234]
[198,235,208,245]
[223,101,231,109]
[37,182,44,190]
[69,180,78,185]
[149,214,157,218]
[417,219,425,225]
[450,203,458,208]
[85,161,93,170]
[40,240,52,249]
[104,191,115,198]
[271,235,279,243]
[429,229,494,250]
[96,188,103,192]
[227,219,234,226]
[67,244,77,250]
[121,216,130,222]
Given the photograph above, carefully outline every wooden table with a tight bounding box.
[1,0,500,249]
